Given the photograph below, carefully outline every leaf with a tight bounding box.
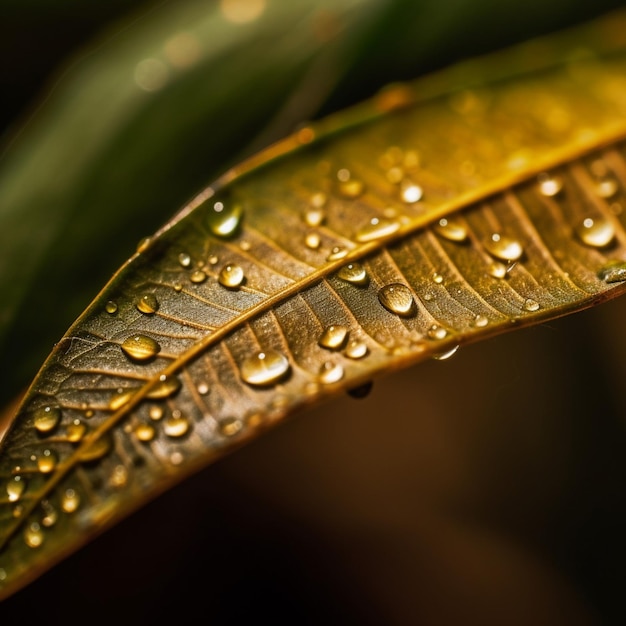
[2,7,626,601]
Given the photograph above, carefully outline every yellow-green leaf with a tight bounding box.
[2,8,626,601]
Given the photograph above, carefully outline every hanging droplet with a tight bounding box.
[219,417,243,437]
[595,178,618,199]
[178,252,192,267]
[40,500,58,527]
[37,450,57,474]
[538,173,563,197]
[337,262,368,285]
[6,476,25,503]
[207,201,243,237]
[432,272,444,284]
[240,350,290,386]
[434,218,468,242]
[319,361,344,384]
[347,381,373,399]
[121,334,161,362]
[484,234,524,262]
[61,489,80,514]
[327,246,348,261]
[378,283,416,316]
[345,340,369,359]
[135,422,156,442]
[428,325,448,340]
[472,314,489,328]
[105,301,118,315]
[79,435,112,463]
[305,232,321,249]
[136,293,159,315]
[304,208,325,227]
[108,389,135,411]
[319,325,349,350]
[190,269,207,284]
[523,298,540,312]
[598,260,626,283]
[218,264,245,288]
[400,179,423,203]
[147,375,181,399]
[33,406,61,434]
[24,523,44,549]
[432,345,459,361]
[66,420,86,443]
[355,217,400,242]
[576,217,615,248]
[487,261,508,279]
[163,413,190,438]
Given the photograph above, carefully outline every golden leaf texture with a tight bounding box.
[2,9,626,600]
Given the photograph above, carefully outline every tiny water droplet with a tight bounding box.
[6,476,25,503]
[355,217,400,242]
[338,173,364,198]
[218,264,245,288]
[428,325,448,340]
[487,261,508,279]
[105,301,118,314]
[219,417,243,437]
[305,232,321,249]
[327,246,348,261]
[178,252,191,267]
[121,334,160,361]
[207,201,242,237]
[147,375,181,399]
[337,262,368,285]
[473,314,489,328]
[33,406,61,434]
[576,217,615,248]
[173,282,183,292]
[347,381,373,399]
[596,178,618,199]
[434,218,468,242]
[24,523,43,548]
[241,350,290,386]
[432,272,444,284]
[400,180,423,203]
[136,293,159,315]
[538,173,563,197]
[319,325,349,350]
[484,234,523,262]
[197,382,209,395]
[209,255,219,265]
[345,340,368,359]
[378,283,416,316]
[79,435,112,462]
[37,450,57,474]
[319,361,344,384]
[135,422,156,442]
[163,414,190,438]
[432,345,459,360]
[40,501,58,527]
[523,298,540,312]
[61,489,80,514]
[66,420,86,443]
[598,260,626,283]
[190,269,207,284]
[304,208,325,227]
[149,405,164,420]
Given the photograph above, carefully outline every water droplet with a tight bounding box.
[147,375,181,399]
[400,180,423,203]
[598,260,626,283]
[378,283,416,316]
[163,414,190,438]
[109,389,135,411]
[121,334,160,361]
[319,361,344,384]
[6,476,25,502]
[173,282,183,292]
[33,406,61,434]
[347,381,373,399]
[40,500,57,527]
[576,217,615,248]
[428,325,448,340]
[319,325,349,350]
[336,170,364,198]
[487,261,508,279]
[240,240,251,251]
[178,252,192,267]
[190,269,207,284]
[66,420,86,443]
[432,345,459,360]
[197,382,209,395]
[432,272,444,284]
[523,298,540,312]
[105,301,118,315]
[240,350,290,386]
[149,405,164,420]
[136,293,159,315]
[472,314,489,328]
[355,217,400,242]
[310,192,327,209]
[79,436,112,462]
[484,234,524,262]
[596,178,618,199]
[61,489,80,514]
[24,523,43,548]
[305,208,325,227]
[37,450,57,474]
[345,340,368,359]
[538,173,563,197]
[337,262,368,285]
[218,264,245,288]
[207,201,242,237]
[327,246,348,261]
[219,417,243,437]
[135,422,156,442]
[305,232,321,249]
[434,218,468,242]
[136,237,151,253]
[209,255,219,265]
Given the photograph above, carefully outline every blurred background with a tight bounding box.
[2,0,626,624]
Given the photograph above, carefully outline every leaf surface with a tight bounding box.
[3,8,626,599]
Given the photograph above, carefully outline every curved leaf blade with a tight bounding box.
[2,8,626,599]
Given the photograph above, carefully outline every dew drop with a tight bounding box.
[523,298,540,312]
[135,422,156,442]
[434,218,468,242]
[121,334,161,362]
[337,262,368,285]
[105,301,118,315]
[432,272,444,284]
[378,283,416,316]
[190,269,207,284]
[109,389,135,411]
[149,405,164,420]
[147,375,182,399]
[61,489,80,514]
[484,234,524,262]
[304,208,325,227]
[136,293,159,315]
[400,180,423,203]
[355,217,400,242]
[197,382,209,395]
[473,314,489,328]
[345,340,369,359]
[598,260,626,283]
[240,240,251,251]
[163,414,190,438]
[66,420,86,443]
[24,523,43,549]
[310,192,327,209]
[207,201,243,237]
[347,381,373,399]
[173,282,183,292]
[487,261,508,279]
[40,501,58,527]
[33,406,61,434]
[428,325,448,340]
[538,173,563,197]
[596,178,618,199]
[319,361,344,384]
[576,217,615,248]
[432,345,459,360]
[305,232,321,249]
[6,476,25,503]
[241,350,290,386]
[209,255,219,265]
[219,417,243,437]
[178,252,192,267]
[37,450,57,474]
[218,264,245,288]
[319,325,349,350]
[327,246,348,261]
[79,436,112,463]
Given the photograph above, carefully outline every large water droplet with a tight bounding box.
[355,217,400,242]
[178,252,192,268]
[319,325,349,350]
[538,173,563,197]
[240,350,290,386]
[337,262,368,285]
[37,450,57,474]
[24,523,44,549]
[434,218,468,242]
[472,314,489,328]
[576,217,615,248]
[378,283,416,316]
[598,260,626,283]
[33,406,61,434]
[61,489,80,514]
[218,264,245,288]
[163,413,190,438]
[207,201,243,237]
[345,340,369,359]
[121,335,161,362]
[319,361,344,384]
[147,375,181,399]
[136,293,159,315]
[6,476,25,503]
[484,234,524,262]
